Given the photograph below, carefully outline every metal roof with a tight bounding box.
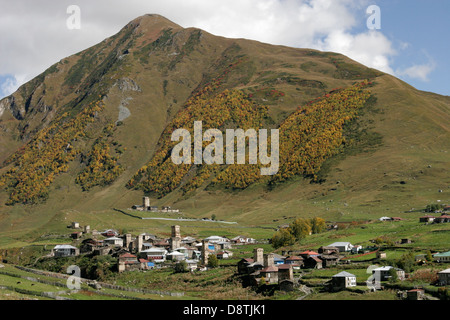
[333,271,356,278]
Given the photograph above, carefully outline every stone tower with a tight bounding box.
[124,234,132,250]
[133,234,143,253]
[143,196,150,209]
[264,253,274,268]
[171,225,181,238]
[253,248,264,264]
[201,240,209,266]
[170,225,181,250]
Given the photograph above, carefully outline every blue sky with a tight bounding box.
[356,0,449,95]
[0,0,448,98]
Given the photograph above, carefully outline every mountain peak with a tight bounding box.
[126,14,182,31]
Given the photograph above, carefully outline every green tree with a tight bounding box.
[396,251,415,273]
[309,217,326,234]
[425,250,433,262]
[388,267,398,283]
[207,254,219,268]
[174,260,189,273]
[289,218,312,241]
[425,203,443,212]
[271,228,295,249]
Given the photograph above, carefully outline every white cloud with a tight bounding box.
[0,0,433,98]
[0,74,26,98]
[314,29,397,75]
[396,61,436,82]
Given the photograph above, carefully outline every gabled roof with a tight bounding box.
[308,256,322,263]
[300,250,319,255]
[167,251,185,256]
[261,266,278,272]
[372,266,403,272]
[438,268,450,274]
[434,251,450,257]
[105,236,122,241]
[277,264,293,270]
[285,256,303,261]
[141,247,167,253]
[333,271,356,278]
[328,242,352,247]
[247,261,263,267]
[54,245,77,250]
[119,253,136,258]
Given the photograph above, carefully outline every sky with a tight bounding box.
[0,0,448,99]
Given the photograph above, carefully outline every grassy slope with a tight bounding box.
[0,15,449,250]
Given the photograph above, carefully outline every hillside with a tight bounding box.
[0,14,449,246]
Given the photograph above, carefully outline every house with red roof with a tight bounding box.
[434,214,450,223]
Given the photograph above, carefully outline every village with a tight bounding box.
[42,199,450,300]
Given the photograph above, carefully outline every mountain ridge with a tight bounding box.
[0,14,449,238]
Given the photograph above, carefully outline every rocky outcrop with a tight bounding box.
[0,95,24,120]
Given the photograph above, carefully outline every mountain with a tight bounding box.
[0,14,449,239]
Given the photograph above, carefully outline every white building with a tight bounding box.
[328,242,354,252]
[332,271,357,289]
[141,247,167,263]
[438,268,450,285]
[167,251,186,261]
[372,266,405,281]
[104,237,124,247]
[52,245,79,257]
[231,236,256,244]
[204,236,229,244]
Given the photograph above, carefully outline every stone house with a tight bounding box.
[284,256,304,269]
[327,242,354,252]
[320,254,339,267]
[419,215,435,223]
[332,271,357,290]
[52,245,79,257]
[304,256,323,269]
[166,251,185,261]
[277,264,294,282]
[260,266,278,284]
[118,253,140,273]
[438,268,450,285]
[433,251,450,262]
[372,266,405,281]
[104,237,124,247]
[318,246,339,255]
[434,214,450,223]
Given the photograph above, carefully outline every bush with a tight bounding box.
[174,261,189,273]
[207,255,219,268]
[271,228,295,249]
